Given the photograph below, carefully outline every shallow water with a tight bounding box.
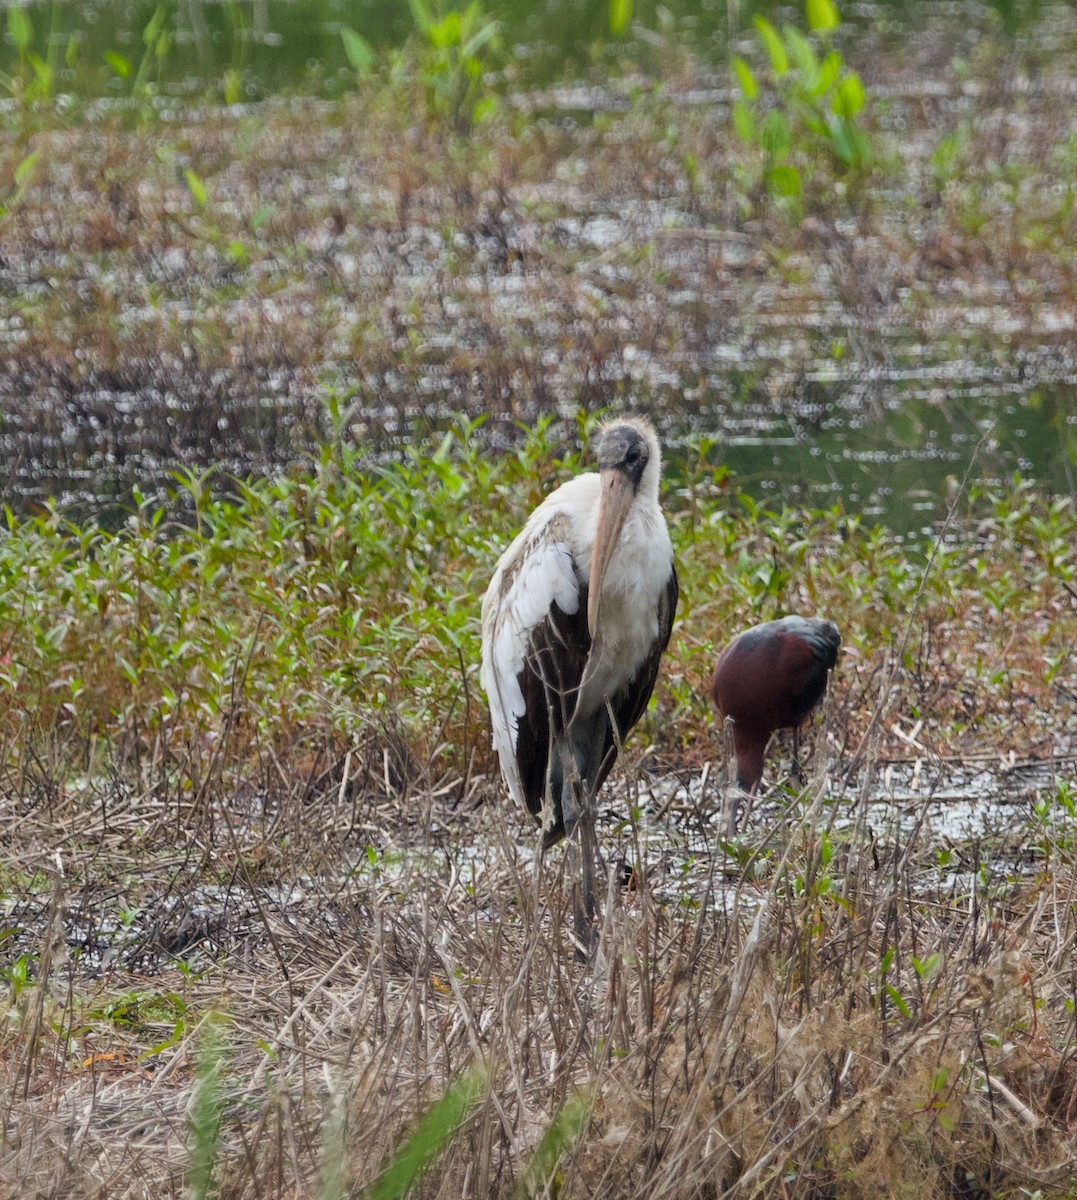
[2,0,1072,100]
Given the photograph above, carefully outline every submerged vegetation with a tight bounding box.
[0,0,1075,1196]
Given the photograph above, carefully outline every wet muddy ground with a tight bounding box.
[3,743,1071,986]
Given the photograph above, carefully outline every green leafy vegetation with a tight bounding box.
[0,3,63,120]
[1,425,1071,776]
[402,0,502,132]
[104,4,174,109]
[342,0,502,134]
[731,0,873,211]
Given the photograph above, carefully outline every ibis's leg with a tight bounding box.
[723,717,741,837]
[792,727,805,785]
[726,787,742,838]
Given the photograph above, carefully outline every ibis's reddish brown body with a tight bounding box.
[710,616,840,797]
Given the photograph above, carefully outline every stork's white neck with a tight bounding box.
[579,481,671,708]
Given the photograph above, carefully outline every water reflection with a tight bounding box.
[689,378,1073,537]
[2,367,1070,536]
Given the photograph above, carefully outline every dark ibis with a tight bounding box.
[710,615,840,831]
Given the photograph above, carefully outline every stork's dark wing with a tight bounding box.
[516,590,591,827]
[480,507,591,835]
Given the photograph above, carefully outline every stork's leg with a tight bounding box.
[575,802,598,955]
[560,775,598,959]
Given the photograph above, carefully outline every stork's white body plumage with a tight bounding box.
[480,417,677,941]
[481,471,673,824]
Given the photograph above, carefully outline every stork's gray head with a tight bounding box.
[594,417,660,495]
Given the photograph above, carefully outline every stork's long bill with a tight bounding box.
[586,465,635,638]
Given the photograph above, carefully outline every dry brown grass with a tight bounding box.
[1,717,1075,1198]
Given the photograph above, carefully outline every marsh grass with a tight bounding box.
[0,747,1074,1198]
[0,422,1075,1196]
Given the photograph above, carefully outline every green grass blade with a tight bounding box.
[368,1065,487,1200]
[516,1089,593,1198]
[187,1017,227,1200]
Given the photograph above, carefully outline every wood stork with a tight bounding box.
[710,615,840,832]
[480,416,678,949]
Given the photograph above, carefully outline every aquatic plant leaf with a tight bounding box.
[341,27,375,73]
[815,48,842,96]
[829,116,871,168]
[142,5,167,49]
[732,56,758,100]
[761,109,791,159]
[14,150,39,188]
[784,26,819,88]
[832,71,865,117]
[184,168,208,210]
[753,17,788,76]
[471,94,498,124]
[806,0,840,32]
[767,165,802,198]
[104,49,131,78]
[428,11,462,49]
[7,6,33,53]
[610,0,633,37]
[407,0,434,35]
[223,67,241,105]
[850,124,872,167]
[250,204,273,232]
[828,118,853,165]
[460,18,499,60]
[732,99,754,144]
